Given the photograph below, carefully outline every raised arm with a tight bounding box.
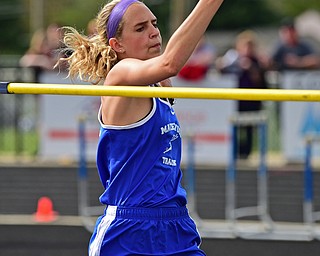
[107,0,225,86]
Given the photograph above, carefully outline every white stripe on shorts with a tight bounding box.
[89,206,117,256]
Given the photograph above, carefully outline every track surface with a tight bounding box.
[1,164,320,255]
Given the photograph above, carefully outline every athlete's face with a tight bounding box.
[118,3,162,60]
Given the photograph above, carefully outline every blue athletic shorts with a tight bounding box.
[88,205,206,256]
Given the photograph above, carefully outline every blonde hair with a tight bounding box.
[58,0,131,84]
[235,30,257,48]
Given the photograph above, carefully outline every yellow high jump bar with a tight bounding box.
[1,82,320,102]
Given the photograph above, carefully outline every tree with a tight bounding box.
[46,0,105,30]
[0,0,26,55]
[208,0,280,30]
[267,0,320,20]
[2,0,320,55]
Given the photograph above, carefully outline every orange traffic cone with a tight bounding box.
[33,196,58,223]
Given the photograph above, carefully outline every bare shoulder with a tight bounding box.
[100,59,156,126]
[100,95,152,126]
[107,57,165,87]
[106,58,143,85]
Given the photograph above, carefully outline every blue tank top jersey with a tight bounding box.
[96,97,187,208]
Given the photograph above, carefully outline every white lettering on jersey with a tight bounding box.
[163,143,172,154]
[160,123,180,135]
[162,157,177,166]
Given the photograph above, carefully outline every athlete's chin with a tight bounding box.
[149,45,161,54]
[140,50,161,60]
[149,50,161,58]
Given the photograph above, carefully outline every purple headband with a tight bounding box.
[107,0,138,39]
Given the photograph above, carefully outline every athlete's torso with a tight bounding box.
[96,97,187,207]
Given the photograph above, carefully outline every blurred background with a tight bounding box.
[1,0,320,54]
[1,0,320,159]
[0,0,282,54]
[1,1,320,255]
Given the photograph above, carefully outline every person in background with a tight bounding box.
[270,18,320,158]
[271,18,320,71]
[19,29,55,77]
[45,23,64,60]
[57,0,225,255]
[87,18,98,37]
[178,35,216,81]
[217,30,268,159]
[20,23,66,79]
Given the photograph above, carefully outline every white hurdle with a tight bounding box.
[78,115,104,233]
[304,135,320,240]
[226,111,274,238]
[184,111,318,241]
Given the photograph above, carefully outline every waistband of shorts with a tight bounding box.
[105,205,189,220]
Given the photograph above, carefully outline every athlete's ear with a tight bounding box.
[109,38,125,54]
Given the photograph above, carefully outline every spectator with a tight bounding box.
[271,18,320,71]
[217,30,268,159]
[86,18,98,37]
[178,35,216,81]
[20,23,66,77]
[45,23,64,60]
[19,29,55,71]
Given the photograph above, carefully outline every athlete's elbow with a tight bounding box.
[162,60,183,77]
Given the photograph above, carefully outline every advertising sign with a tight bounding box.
[281,71,320,162]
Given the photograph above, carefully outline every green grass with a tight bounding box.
[0,128,38,156]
